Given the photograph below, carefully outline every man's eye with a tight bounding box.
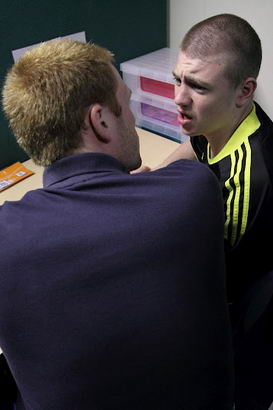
[190,84,207,94]
[191,83,206,92]
[173,77,181,86]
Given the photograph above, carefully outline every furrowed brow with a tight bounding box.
[185,75,210,89]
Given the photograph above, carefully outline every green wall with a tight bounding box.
[0,0,167,169]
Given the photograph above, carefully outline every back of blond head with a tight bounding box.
[2,39,119,166]
[181,14,262,87]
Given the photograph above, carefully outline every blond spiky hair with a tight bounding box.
[2,39,120,166]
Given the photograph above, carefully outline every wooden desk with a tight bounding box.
[0,128,179,205]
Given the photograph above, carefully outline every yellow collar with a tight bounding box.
[207,105,261,164]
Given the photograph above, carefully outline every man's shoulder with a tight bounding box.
[253,102,273,183]
[165,156,214,177]
[254,102,273,129]
[151,158,221,198]
[0,187,46,216]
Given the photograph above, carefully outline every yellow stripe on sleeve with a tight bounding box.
[224,151,236,240]
[230,146,244,246]
[240,140,251,237]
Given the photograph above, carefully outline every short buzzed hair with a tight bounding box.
[181,14,262,87]
[2,40,121,166]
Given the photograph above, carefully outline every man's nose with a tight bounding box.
[174,84,192,107]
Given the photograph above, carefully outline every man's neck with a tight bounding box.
[207,104,253,158]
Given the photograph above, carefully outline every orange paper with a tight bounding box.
[0,162,34,192]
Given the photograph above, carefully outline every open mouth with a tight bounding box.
[177,111,192,124]
[181,112,192,120]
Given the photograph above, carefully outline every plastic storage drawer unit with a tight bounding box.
[120,48,188,143]
[130,91,187,143]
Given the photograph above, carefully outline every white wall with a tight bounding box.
[169,0,273,119]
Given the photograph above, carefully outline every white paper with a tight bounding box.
[12,31,86,62]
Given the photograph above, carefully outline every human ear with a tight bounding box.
[236,77,257,107]
[89,104,111,144]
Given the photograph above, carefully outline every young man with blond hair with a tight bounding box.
[0,40,233,409]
